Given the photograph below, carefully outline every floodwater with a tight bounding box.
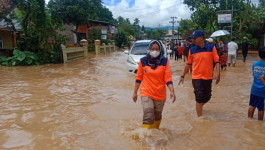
[0,51,264,150]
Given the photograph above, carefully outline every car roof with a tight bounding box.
[134,40,151,43]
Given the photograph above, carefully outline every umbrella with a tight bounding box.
[210,30,230,37]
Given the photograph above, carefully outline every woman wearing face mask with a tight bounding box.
[132,40,176,130]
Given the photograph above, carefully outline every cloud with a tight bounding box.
[104,0,192,27]
[45,0,260,27]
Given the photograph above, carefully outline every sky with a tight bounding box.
[103,0,192,27]
[45,0,260,27]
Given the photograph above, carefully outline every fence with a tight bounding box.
[95,40,116,55]
[61,40,88,63]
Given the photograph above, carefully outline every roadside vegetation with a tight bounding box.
[179,0,265,48]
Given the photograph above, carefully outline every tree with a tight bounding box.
[184,0,243,11]
[151,29,164,40]
[234,0,251,37]
[114,16,143,46]
[0,0,19,34]
[190,4,217,33]
[12,0,56,52]
[0,0,69,65]
[48,0,115,42]
[125,18,131,24]
[141,25,145,32]
[0,0,14,18]
[98,6,114,23]
[183,0,264,48]
[114,28,129,48]
[178,19,196,39]
[259,0,265,7]
[133,18,140,26]
[117,16,125,26]
[48,0,96,42]
[3,0,49,52]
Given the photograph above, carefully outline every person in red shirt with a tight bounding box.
[178,30,220,117]
[178,44,183,60]
[220,51,228,71]
[133,40,176,129]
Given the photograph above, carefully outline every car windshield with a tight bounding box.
[130,42,149,55]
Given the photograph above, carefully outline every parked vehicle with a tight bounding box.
[125,40,167,74]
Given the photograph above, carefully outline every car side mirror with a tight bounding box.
[124,50,129,54]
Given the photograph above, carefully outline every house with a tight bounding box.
[58,19,117,45]
[164,29,182,41]
[0,25,16,50]
[0,4,19,50]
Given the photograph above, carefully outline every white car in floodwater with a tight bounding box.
[125,40,167,74]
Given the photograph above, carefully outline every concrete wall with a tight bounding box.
[56,24,75,44]
[0,30,13,49]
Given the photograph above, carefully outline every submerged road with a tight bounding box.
[0,51,264,149]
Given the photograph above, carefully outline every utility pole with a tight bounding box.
[231,0,233,40]
[177,21,180,44]
[218,0,236,40]
[169,17,177,42]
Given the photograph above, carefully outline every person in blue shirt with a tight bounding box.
[248,47,265,121]
[260,75,265,86]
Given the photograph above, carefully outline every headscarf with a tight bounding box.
[146,40,165,69]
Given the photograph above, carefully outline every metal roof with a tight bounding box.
[0,25,12,31]
[87,19,116,27]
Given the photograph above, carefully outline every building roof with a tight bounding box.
[0,8,21,30]
[0,25,12,31]
[88,19,116,27]
[167,30,178,36]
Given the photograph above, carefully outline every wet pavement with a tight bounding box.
[0,51,265,150]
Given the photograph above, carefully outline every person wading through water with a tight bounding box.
[133,40,176,129]
[178,30,220,117]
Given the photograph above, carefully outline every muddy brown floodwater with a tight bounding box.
[0,51,265,150]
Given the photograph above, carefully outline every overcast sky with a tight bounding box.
[45,0,260,27]
[103,0,192,27]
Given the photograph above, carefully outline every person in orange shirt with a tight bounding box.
[178,30,220,117]
[133,40,176,129]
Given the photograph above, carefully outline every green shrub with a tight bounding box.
[101,39,110,45]
[37,44,63,64]
[88,39,95,51]
[0,49,40,66]
[114,28,129,48]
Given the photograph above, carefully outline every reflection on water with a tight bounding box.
[0,52,265,149]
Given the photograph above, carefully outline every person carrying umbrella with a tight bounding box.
[178,30,220,117]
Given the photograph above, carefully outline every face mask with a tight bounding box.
[150,50,160,58]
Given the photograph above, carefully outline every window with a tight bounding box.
[130,42,149,55]
[80,34,86,40]
[0,37,3,49]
